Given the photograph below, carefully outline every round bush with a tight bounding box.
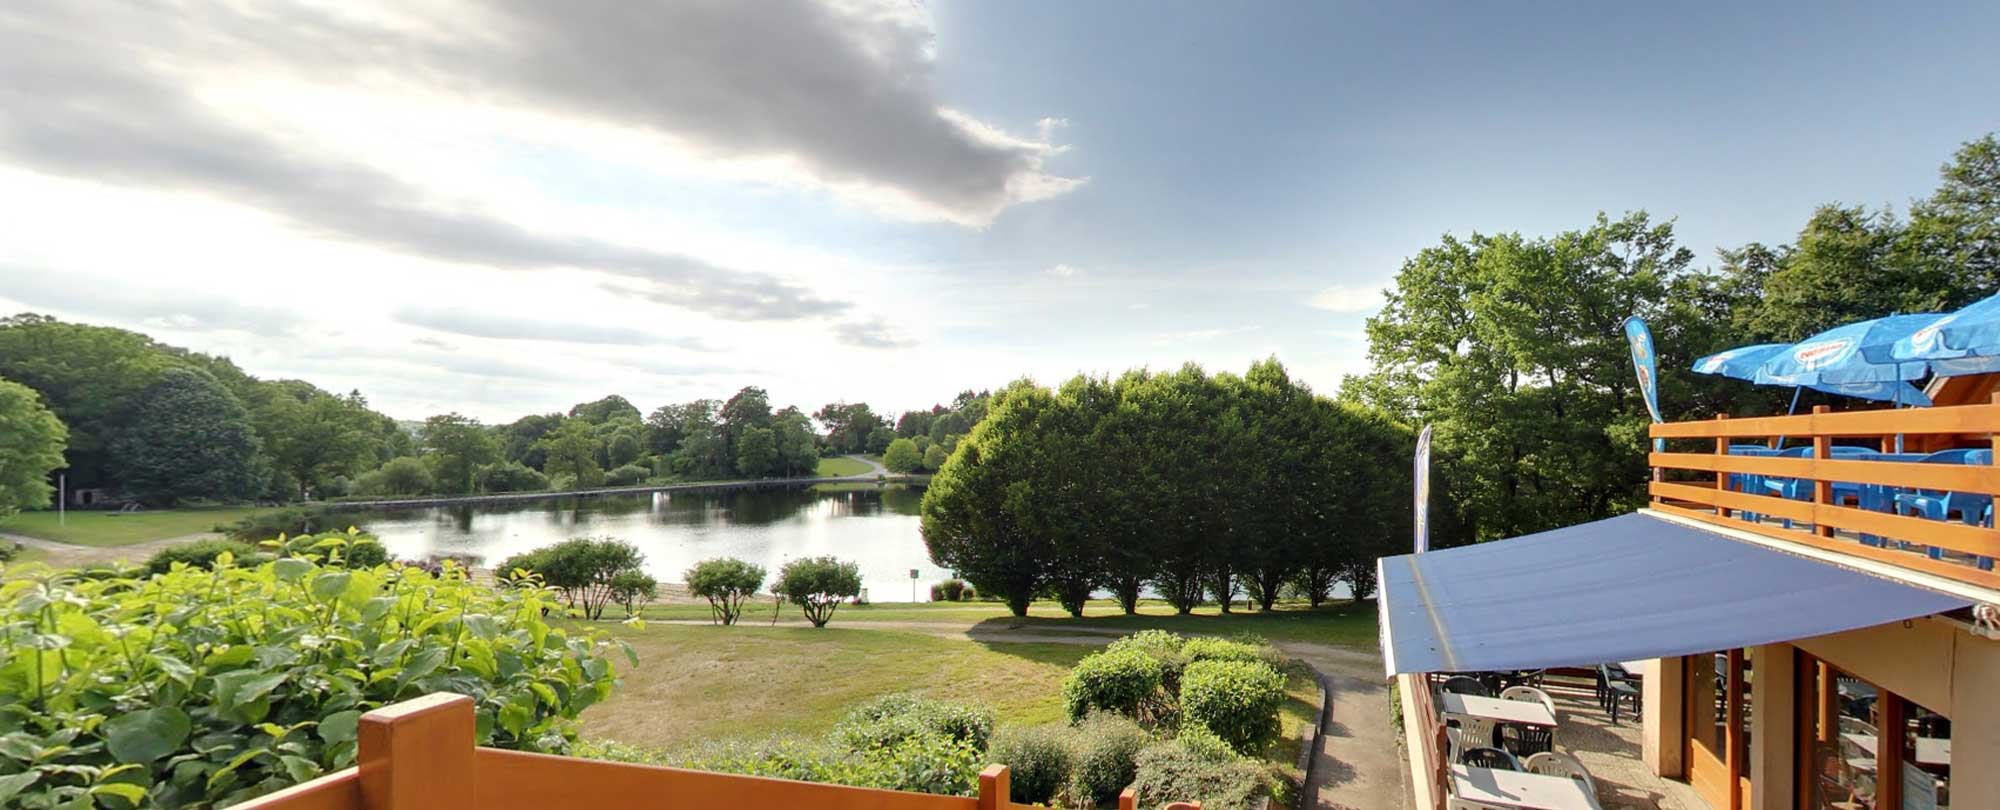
[144,538,260,574]
[834,694,994,753]
[1065,711,1151,804]
[1131,737,1271,810]
[341,537,390,567]
[1179,660,1285,755]
[1181,637,1262,665]
[605,463,652,486]
[477,461,550,493]
[989,725,1072,804]
[1061,647,1164,722]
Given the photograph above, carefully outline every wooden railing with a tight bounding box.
[1647,395,2000,591]
[1401,673,1450,810]
[230,693,1199,810]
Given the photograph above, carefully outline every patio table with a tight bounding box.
[1841,732,1950,766]
[1439,692,1557,727]
[1451,765,1601,810]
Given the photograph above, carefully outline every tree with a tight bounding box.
[773,406,821,477]
[251,385,380,500]
[866,425,896,455]
[0,315,185,491]
[538,419,603,488]
[922,443,948,471]
[609,570,659,618]
[719,387,773,475]
[476,460,549,493]
[0,377,67,518]
[921,381,1058,616]
[356,456,433,496]
[1906,133,2000,298]
[498,413,564,469]
[773,556,862,628]
[568,394,641,425]
[882,438,922,473]
[422,413,499,494]
[110,368,263,504]
[735,426,777,478]
[605,428,644,468]
[499,536,646,621]
[645,399,717,457]
[684,557,766,625]
[814,401,884,455]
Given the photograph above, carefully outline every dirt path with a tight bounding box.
[2,530,221,568]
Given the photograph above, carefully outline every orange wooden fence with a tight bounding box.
[230,693,1199,810]
[1647,395,2000,590]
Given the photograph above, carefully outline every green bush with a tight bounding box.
[605,463,652,487]
[773,555,862,628]
[0,551,628,808]
[1179,660,1285,755]
[219,505,367,541]
[144,538,261,574]
[1106,630,1189,691]
[494,536,646,620]
[0,541,19,563]
[834,694,994,753]
[1065,711,1151,805]
[1131,736,1270,810]
[990,726,1071,805]
[685,557,765,625]
[476,461,549,493]
[609,570,659,617]
[1181,637,1263,665]
[352,456,434,497]
[929,578,969,602]
[1062,646,1164,723]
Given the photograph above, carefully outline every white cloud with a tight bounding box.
[1047,263,1080,278]
[1307,283,1389,313]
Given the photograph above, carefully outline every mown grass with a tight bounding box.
[815,456,875,477]
[0,507,271,547]
[644,598,1378,647]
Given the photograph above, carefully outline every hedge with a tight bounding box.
[1178,660,1285,755]
[1061,647,1164,723]
[989,726,1070,805]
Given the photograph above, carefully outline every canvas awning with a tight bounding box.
[1377,511,1971,676]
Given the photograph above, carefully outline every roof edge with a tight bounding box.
[1639,508,2000,607]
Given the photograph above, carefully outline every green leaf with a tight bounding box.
[310,572,352,603]
[0,771,41,805]
[88,782,149,803]
[316,710,361,745]
[213,670,288,707]
[104,706,191,763]
[272,558,314,582]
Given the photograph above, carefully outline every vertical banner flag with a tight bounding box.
[1623,315,1665,451]
[1413,424,1432,553]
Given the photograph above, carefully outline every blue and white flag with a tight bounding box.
[1413,424,1431,554]
[1623,316,1663,424]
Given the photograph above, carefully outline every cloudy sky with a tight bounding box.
[4,2,1997,422]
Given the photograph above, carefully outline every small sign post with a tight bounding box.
[1413,426,1431,553]
[910,568,919,602]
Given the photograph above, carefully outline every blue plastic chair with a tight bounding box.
[1760,446,1884,529]
[1892,449,1996,570]
[1727,445,1781,522]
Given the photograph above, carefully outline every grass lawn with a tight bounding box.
[642,598,1378,647]
[583,623,1091,750]
[814,456,874,477]
[0,507,271,547]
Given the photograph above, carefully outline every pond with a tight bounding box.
[359,483,942,602]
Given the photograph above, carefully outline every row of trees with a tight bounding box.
[1343,132,2000,543]
[922,359,1411,617]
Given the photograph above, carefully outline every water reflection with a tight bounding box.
[361,484,932,601]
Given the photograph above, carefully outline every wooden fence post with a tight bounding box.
[1811,405,1833,537]
[1119,786,1137,810]
[1713,413,1731,518]
[978,765,1010,810]
[358,692,476,810]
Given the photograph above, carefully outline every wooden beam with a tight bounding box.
[1648,503,2000,590]
[359,692,475,810]
[473,749,982,810]
[1650,402,2000,438]
[225,769,360,810]
[1649,453,2000,495]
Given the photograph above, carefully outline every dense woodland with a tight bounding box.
[0,315,988,509]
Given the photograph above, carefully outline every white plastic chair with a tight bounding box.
[1523,751,1597,796]
[1448,716,1500,761]
[1839,716,1878,737]
[1500,685,1558,718]
[1449,799,1514,810]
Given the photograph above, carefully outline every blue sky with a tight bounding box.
[2,1,1996,421]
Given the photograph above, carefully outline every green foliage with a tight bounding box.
[602,731,984,798]
[569,395,642,425]
[1065,711,1151,805]
[218,505,366,541]
[882,438,922,473]
[735,426,778,478]
[773,556,862,628]
[354,457,434,497]
[110,368,264,505]
[1104,629,1189,696]
[342,537,391,568]
[608,570,658,618]
[832,694,995,754]
[1130,735,1271,810]
[814,402,886,456]
[421,413,499,495]
[990,725,1071,805]
[929,578,970,602]
[605,463,652,487]
[497,536,646,620]
[143,538,261,574]
[1181,637,1262,666]
[1178,660,1285,755]
[538,420,604,489]
[0,377,66,518]
[0,552,626,808]
[476,460,549,493]
[1061,647,1164,723]
[922,443,948,471]
[684,557,765,625]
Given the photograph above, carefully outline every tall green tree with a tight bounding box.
[921,381,1056,616]
[773,406,821,477]
[735,426,777,478]
[251,383,380,499]
[0,315,179,490]
[568,394,642,425]
[537,419,603,488]
[110,368,264,504]
[422,413,499,494]
[0,377,67,518]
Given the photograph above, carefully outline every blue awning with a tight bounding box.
[1377,512,1970,675]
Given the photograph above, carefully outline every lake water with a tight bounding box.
[359,484,942,602]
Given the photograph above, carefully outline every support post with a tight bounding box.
[1749,644,1795,810]
[1119,786,1137,810]
[1812,405,1833,537]
[358,692,476,810]
[1714,414,1731,518]
[978,765,1010,810]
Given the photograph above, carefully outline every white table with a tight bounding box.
[1440,693,1558,727]
[1451,765,1601,810]
[1841,733,1951,766]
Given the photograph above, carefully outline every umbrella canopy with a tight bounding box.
[1753,315,1941,388]
[1691,343,1930,406]
[1890,292,2000,377]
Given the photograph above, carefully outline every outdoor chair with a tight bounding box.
[1523,751,1597,795]
[1892,449,1996,570]
[1499,685,1558,718]
[1448,799,1515,810]
[1459,747,1522,771]
[1498,723,1554,758]
[1441,675,1493,697]
[1838,716,1877,738]
[1596,665,1640,725]
[1447,717,1504,761]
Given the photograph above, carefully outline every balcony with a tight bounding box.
[1647,394,2000,593]
[235,693,1200,810]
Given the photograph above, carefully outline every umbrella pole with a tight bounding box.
[1776,386,1802,449]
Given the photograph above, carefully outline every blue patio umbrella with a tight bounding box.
[1890,292,2000,376]
[1753,315,1942,402]
[1692,343,1932,406]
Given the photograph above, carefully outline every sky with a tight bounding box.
[3,1,1998,423]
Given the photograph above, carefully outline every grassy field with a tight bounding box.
[642,598,1378,647]
[815,456,875,477]
[0,507,270,547]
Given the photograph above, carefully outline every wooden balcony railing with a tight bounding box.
[1647,394,2000,592]
[230,693,1200,810]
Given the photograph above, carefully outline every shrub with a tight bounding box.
[1179,660,1285,755]
[882,438,922,473]
[495,536,647,620]
[610,570,659,617]
[0,540,18,563]
[990,726,1072,805]
[605,463,652,487]
[1131,736,1270,810]
[1065,711,1151,805]
[219,505,367,541]
[1104,629,1189,702]
[1181,637,1262,665]
[353,456,434,496]
[638,733,984,797]
[0,551,627,808]
[144,538,261,574]
[1062,646,1164,723]
[477,461,550,493]
[834,694,994,754]
[773,555,862,628]
[931,578,969,602]
[685,557,766,625]
[398,553,481,578]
